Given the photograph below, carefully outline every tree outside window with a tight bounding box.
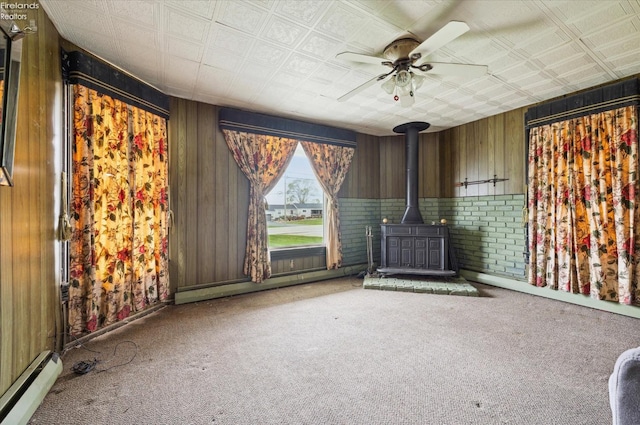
[266,145,324,249]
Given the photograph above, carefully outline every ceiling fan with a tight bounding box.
[336,21,488,107]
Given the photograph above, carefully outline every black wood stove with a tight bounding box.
[377,122,457,277]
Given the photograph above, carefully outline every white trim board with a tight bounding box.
[462,270,640,319]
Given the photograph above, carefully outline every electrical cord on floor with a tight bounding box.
[96,341,139,373]
[71,340,139,375]
[71,358,99,374]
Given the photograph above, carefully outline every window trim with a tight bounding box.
[270,246,326,261]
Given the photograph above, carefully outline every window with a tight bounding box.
[266,144,324,249]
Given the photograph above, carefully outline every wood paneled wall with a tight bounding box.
[168,99,249,291]
[376,131,441,199]
[439,108,526,198]
[339,133,380,199]
[0,4,62,396]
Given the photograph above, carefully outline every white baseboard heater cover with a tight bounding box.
[0,351,63,425]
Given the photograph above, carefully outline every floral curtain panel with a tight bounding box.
[222,130,298,283]
[300,141,355,270]
[528,105,640,305]
[69,85,169,334]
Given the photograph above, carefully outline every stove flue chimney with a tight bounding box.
[393,121,430,224]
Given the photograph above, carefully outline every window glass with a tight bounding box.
[266,144,324,249]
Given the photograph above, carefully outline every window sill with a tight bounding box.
[270,246,326,260]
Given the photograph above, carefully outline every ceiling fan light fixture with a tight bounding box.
[397,83,411,97]
[381,75,396,94]
[400,94,415,107]
[395,70,412,87]
[411,73,425,90]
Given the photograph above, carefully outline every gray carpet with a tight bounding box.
[29,277,638,424]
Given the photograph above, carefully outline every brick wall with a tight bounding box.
[339,198,381,267]
[439,195,527,279]
[339,195,527,280]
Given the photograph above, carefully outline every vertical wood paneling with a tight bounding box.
[339,133,380,199]
[0,2,62,396]
[379,135,405,198]
[493,114,506,195]
[169,100,249,289]
[419,132,440,197]
[454,127,467,197]
[475,120,489,197]
[185,101,199,286]
[504,108,526,194]
[197,103,216,282]
[436,108,526,198]
[466,122,479,196]
[487,116,497,196]
[214,108,230,282]
[439,129,453,197]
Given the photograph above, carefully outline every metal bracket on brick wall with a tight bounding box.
[455,175,509,189]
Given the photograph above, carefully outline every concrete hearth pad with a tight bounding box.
[363,275,478,296]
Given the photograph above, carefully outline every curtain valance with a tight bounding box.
[61,49,169,119]
[525,78,639,128]
[219,107,356,148]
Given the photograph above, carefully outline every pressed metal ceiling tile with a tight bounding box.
[217,1,268,35]
[299,32,343,60]
[282,53,322,77]
[348,20,403,53]
[316,2,368,41]
[202,46,243,71]
[378,0,444,34]
[112,17,158,48]
[166,8,209,42]
[39,0,640,136]
[274,0,329,26]
[309,63,351,85]
[247,40,290,66]
[548,0,607,21]
[195,64,235,96]
[208,25,255,55]
[109,1,157,26]
[580,18,640,48]
[165,0,216,20]
[261,15,308,46]
[514,30,571,57]
[566,2,631,34]
[167,37,202,62]
[531,42,583,65]
[543,54,599,78]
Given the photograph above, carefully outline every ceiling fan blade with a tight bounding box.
[422,62,488,77]
[336,51,386,66]
[338,74,388,102]
[409,21,470,58]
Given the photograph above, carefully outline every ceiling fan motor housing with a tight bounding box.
[383,38,421,63]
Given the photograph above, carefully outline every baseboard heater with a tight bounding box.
[0,351,63,425]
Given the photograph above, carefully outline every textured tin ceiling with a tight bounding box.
[40,0,640,135]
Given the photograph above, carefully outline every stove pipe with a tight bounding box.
[393,121,430,224]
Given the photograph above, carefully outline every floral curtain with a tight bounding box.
[528,105,640,305]
[300,142,355,269]
[222,130,298,282]
[69,85,169,335]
